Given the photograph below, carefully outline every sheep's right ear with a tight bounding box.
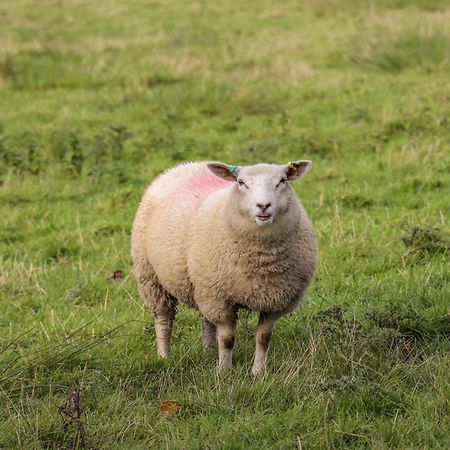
[207,162,239,181]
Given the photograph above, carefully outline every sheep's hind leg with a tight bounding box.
[153,293,177,358]
[251,312,282,377]
[201,317,217,349]
[137,271,177,358]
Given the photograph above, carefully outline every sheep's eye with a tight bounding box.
[277,178,288,187]
[238,179,246,187]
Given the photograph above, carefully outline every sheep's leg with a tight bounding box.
[201,316,217,349]
[136,266,177,358]
[216,316,237,373]
[154,294,177,358]
[251,312,282,377]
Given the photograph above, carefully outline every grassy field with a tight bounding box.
[1,0,450,448]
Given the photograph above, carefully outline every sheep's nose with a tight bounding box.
[256,202,271,212]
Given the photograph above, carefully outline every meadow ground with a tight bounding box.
[1,0,449,448]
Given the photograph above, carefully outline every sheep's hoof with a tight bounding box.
[216,361,231,375]
[251,365,267,378]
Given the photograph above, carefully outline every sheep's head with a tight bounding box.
[207,161,311,228]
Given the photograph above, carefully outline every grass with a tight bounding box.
[1,0,449,448]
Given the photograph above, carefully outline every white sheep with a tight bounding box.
[131,160,317,376]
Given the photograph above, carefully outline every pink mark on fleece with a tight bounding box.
[174,173,232,202]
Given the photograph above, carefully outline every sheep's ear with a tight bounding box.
[207,162,239,181]
[285,160,312,180]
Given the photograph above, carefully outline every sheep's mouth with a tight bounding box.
[256,213,272,222]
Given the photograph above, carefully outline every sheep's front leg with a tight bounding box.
[251,312,282,377]
[201,316,217,348]
[216,316,236,373]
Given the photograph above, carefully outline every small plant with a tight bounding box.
[313,305,361,341]
[89,124,132,164]
[49,129,84,174]
[341,194,374,209]
[58,382,91,449]
[0,56,17,85]
[87,124,132,181]
[349,29,450,73]
[0,131,44,174]
[401,223,449,258]
[367,306,450,338]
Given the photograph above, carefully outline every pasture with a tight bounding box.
[1,0,449,448]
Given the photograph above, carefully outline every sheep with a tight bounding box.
[131,160,317,376]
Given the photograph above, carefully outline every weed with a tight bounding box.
[58,382,92,449]
[0,57,17,84]
[350,29,450,73]
[146,75,183,88]
[367,306,450,340]
[49,129,84,175]
[401,223,449,258]
[87,124,132,181]
[0,131,43,174]
[341,194,374,209]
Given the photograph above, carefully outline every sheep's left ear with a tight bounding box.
[207,162,239,181]
[285,160,312,180]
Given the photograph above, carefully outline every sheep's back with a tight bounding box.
[133,162,232,304]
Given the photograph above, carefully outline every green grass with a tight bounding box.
[1,0,449,448]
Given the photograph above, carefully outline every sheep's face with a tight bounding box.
[208,161,312,227]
